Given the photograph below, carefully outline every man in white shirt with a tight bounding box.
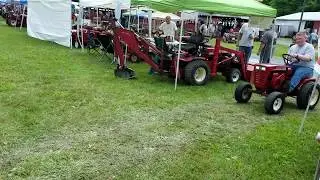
[159,16,177,39]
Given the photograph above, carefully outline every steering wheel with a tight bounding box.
[282,54,299,65]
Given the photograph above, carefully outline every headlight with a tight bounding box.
[255,66,266,71]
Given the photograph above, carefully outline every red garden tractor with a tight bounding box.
[113,24,248,86]
[234,54,320,114]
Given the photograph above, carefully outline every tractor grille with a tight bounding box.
[254,70,268,89]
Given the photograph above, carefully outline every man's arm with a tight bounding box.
[237,33,242,47]
[257,43,265,55]
[257,34,267,55]
[159,23,164,31]
[295,45,315,62]
[237,27,244,47]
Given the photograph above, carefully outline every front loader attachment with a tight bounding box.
[114,67,136,79]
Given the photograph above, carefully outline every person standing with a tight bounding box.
[257,26,277,63]
[237,23,255,63]
[199,20,208,36]
[208,22,216,38]
[310,30,319,48]
[159,16,177,41]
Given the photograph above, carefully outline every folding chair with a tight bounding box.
[87,32,106,61]
[97,33,115,64]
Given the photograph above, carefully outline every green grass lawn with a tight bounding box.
[211,39,289,59]
[1,18,320,179]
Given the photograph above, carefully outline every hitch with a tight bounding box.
[114,66,136,79]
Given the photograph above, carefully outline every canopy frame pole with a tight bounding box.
[80,6,84,52]
[195,13,198,33]
[96,7,99,27]
[128,6,131,29]
[270,19,276,61]
[299,76,320,134]
[298,0,306,32]
[20,4,26,30]
[299,37,320,134]
[148,10,152,38]
[137,8,139,33]
[175,16,185,90]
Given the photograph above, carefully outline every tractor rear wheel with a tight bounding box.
[184,60,210,86]
[235,82,252,103]
[226,68,241,83]
[265,92,285,114]
[296,82,320,110]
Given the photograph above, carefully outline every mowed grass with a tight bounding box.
[211,38,289,59]
[1,18,320,179]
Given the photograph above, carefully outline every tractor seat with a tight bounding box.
[154,37,175,60]
[181,43,197,51]
[154,37,170,52]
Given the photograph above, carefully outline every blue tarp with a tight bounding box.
[0,0,27,4]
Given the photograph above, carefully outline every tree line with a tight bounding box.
[262,0,320,16]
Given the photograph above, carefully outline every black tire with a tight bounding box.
[226,68,241,83]
[184,60,210,86]
[235,82,253,103]
[296,82,320,110]
[265,92,285,114]
[9,19,16,27]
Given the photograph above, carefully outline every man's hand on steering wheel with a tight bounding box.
[282,53,300,65]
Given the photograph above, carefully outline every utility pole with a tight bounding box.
[297,0,306,32]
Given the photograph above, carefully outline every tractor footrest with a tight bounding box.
[114,67,136,79]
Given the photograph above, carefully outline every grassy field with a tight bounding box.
[1,18,320,179]
[211,39,289,59]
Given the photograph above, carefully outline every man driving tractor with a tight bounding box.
[288,32,315,93]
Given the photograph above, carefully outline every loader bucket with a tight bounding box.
[114,67,136,79]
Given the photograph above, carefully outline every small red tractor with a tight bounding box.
[113,24,248,86]
[6,8,27,27]
[223,32,238,44]
[234,54,320,114]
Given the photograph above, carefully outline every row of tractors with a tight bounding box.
[111,22,320,115]
[0,3,27,27]
[2,3,318,115]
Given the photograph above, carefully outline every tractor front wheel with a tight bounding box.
[184,60,210,86]
[296,82,320,110]
[265,92,285,114]
[235,82,252,103]
[9,19,17,27]
[226,68,241,83]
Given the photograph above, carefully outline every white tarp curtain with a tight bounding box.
[27,0,71,47]
[180,11,198,20]
[79,0,130,9]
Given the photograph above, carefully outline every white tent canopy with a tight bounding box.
[152,11,180,21]
[79,0,131,9]
[276,12,320,21]
[27,0,71,47]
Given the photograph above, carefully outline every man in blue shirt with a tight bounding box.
[288,32,315,92]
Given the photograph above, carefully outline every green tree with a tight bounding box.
[262,0,320,16]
